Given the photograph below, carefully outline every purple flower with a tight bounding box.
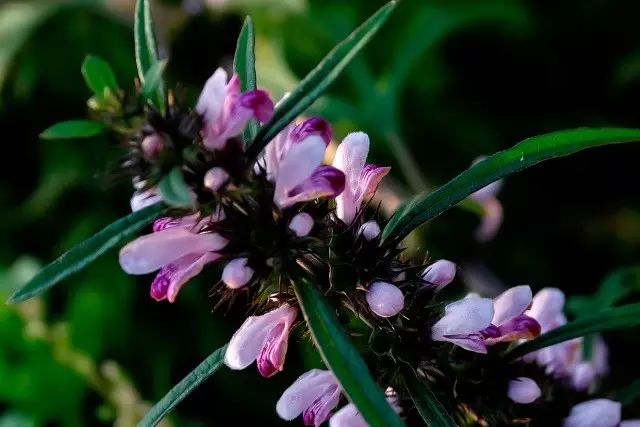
[225,304,298,378]
[421,259,457,291]
[469,156,504,242]
[523,288,609,390]
[507,377,541,404]
[358,221,381,241]
[289,213,315,237]
[431,294,495,353]
[277,369,342,427]
[196,68,274,151]
[203,167,229,191]
[485,285,541,344]
[564,399,640,427]
[119,212,227,302]
[333,132,390,224]
[258,116,345,208]
[222,257,254,289]
[366,281,404,317]
[330,389,401,427]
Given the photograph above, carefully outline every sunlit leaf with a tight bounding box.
[81,55,119,101]
[139,345,228,427]
[140,58,167,110]
[382,128,640,243]
[8,203,167,303]
[134,0,165,113]
[234,17,257,142]
[40,120,105,140]
[292,273,405,427]
[246,0,397,159]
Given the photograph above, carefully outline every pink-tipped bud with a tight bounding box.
[141,134,164,158]
[421,260,457,290]
[358,221,381,241]
[204,167,230,192]
[508,377,541,404]
[222,258,254,289]
[289,213,314,237]
[366,282,404,317]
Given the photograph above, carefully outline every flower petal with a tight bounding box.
[150,252,220,302]
[119,228,228,274]
[432,295,494,339]
[475,197,503,242]
[329,403,367,427]
[508,377,541,404]
[359,164,391,201]
[492,285,533,326]
[281,166,345,208]
[276,369,339,421]
[196,67,227,126]
[564,399,621,427]
[334,132,369,224]
[366,281,404,317]
[274,136,327,207]
[526,287,566,331]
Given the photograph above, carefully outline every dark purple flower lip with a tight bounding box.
[290,117,333,145]
[240,89,274,123]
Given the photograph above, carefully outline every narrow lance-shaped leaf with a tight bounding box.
[8,203,167,303]
[158,167,195,208]
[233,16,258,142]
[401,366,456,427]
[134,0,165,113]
[139,344,228,427]
[505,301,640,361]
[141,58,167,110]
[40,120,106,140]
[382,128,640,243]
[246,0,397,159]
[81,55,119,100]
[292,273,405,427]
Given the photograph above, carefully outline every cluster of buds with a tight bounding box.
[113,68,626,426]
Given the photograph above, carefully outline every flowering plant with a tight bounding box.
[9,1,640,426]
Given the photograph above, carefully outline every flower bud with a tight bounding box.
[508,377,541,404]
[141,134,164,158]
[366,282,404,317]
[288,213,314,237]
[222,258,254,289]
[204,167,230,192]
[421,260,457,290]
[358,220,381,241]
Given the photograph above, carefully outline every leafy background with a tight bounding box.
[1,0,640,425]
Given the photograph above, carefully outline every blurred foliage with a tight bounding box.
[1,0,640,425]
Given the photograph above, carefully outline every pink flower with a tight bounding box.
[203,167,229,191]
[421,259,457,291]
[225,304,298,377]
[258,117,345,208]
[523,288,609,390]
[289,213,315,237]
[564,399,640,427]
[366,281,404,317]
[277,369,342,427]
[130,179,163,212]
[119,212,227,302]
[470,156,504,242]
[507,377,541,404]
[196,68,274,151]
[333,132,390,225]
[330,390,401,427]
[431,294,495,353]
[485,285,540,344]
[222,257,254,289]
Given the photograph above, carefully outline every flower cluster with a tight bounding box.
[112,68,622,426]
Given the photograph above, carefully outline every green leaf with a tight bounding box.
[402,366,456,427]
[246,0,397,159]
[568,266,640,317]
[134,0,165,113]
[382,128,640,243]
[615,378,640,406]
[81,55,119,100]
[158,168,195,208]
[40,120,106,140]
[140,58,167,111]
[8,203,167,303]
[292,274,405,427]
[233,16,258,142]
[139,345,228,427]
[505,301,640,361]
